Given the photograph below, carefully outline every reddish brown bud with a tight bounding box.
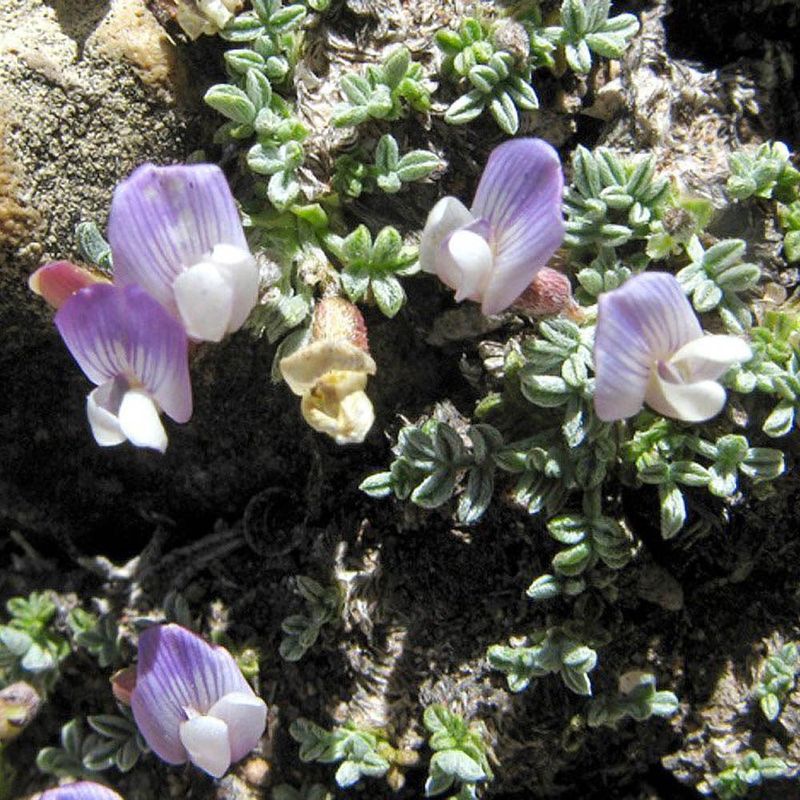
[111,666,137,706]
[28,261,108,310]
[311,296,370,353]
[512,267,578,318]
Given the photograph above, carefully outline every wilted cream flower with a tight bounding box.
[280,298,377,445]
[176,0,242,40]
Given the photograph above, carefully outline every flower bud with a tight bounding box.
[0,682,41,743]
[111,665,137,706]
[29,261,108,310]
[512,267,577,318]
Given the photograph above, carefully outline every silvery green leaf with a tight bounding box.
[760,693,781,721]
[520,374,570,407]
[367,85,393,118]
[224,49,265,74]
[21,643,55,673]
[704,239,746,273]
[715,262,761,291]
[371,226,403,266]
[602,12,640,38]
[562,644,597,671]
[425,767,455,797]
[204,85,257,125]
[708,467,737,498]
[671,461,711,487]
[561,0,588,36]
[573,146,601,197]
[360,471,394,497]
[270,4,307,32]
[412,468,457,508]
[383,47,411,89]
[562,666,592,695]
[565,39,592,74]
[576,268,604,296]
[268,171,300,210]
[220,12,264,41]
[488,90,519,135]
[741,448,785,481]
[340,74,371,106]
[548,515,588,545]
[340,269,370,303]
[396,150,440,181]
[458,467,493,524]
[527,574,562,601]
[692,279,723,312]
[507,76,539,110]
[332,103,369,127]
[375,134,399,173]
[247,143,284,175]
[445,90,486,125]
[553,542,593,576]
[763,399,795,437]
[431,750,486,782]
[659,483,686,539]
[246,69,272,109]
[468,64,499,94]
[371,275,405,318]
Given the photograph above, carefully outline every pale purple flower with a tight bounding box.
[109,163,259,343]
[594,272,752,423]
[419,138,565,316]
[55,284,192,452]
[40,783,123,800]
[131,624,267,778]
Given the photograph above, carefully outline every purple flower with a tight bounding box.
[109,163,259,343]
[419,138,565,316]
[131,624,267,778]
[55,284,192,452]
[40,783,123,800]
[594,272,752,423]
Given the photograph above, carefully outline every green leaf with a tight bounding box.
[760,692,781,722]
[204,85,257,125]
[270,4,307,32]
[375,134,399,173]
[340,74,371,106]
[371,226,403,268]
[245,69,272,109]
[561,0,588,37]
[371,275,406,318]
[659,483,686,540]
[488,90,519,135]
[445,90,486,125]
[430,750,486,783]
[360,472,394,498]
[268,170,301,210]
[383,47,411,89]
[565,39,592,74]
[396,150,441,182]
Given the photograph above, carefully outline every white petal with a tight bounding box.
[419,197,474,274]
[669,335,752,383]
[86,383,126,447]
[209,244,260,334]
[118,390,168,453]
[173,262,234,342]
[208,691,267,763]
[179,714,231,778]
[645,371,728,423]
[436,229,494,303]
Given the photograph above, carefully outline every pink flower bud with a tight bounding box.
[512,266,577,318]
[28,261,107,310]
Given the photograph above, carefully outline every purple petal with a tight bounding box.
[470,139,565,315]
[55,285,192,424]
[131,624,254,766]
[594,272,702,421]
[109,163,247,314]
[40,782,123,800]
